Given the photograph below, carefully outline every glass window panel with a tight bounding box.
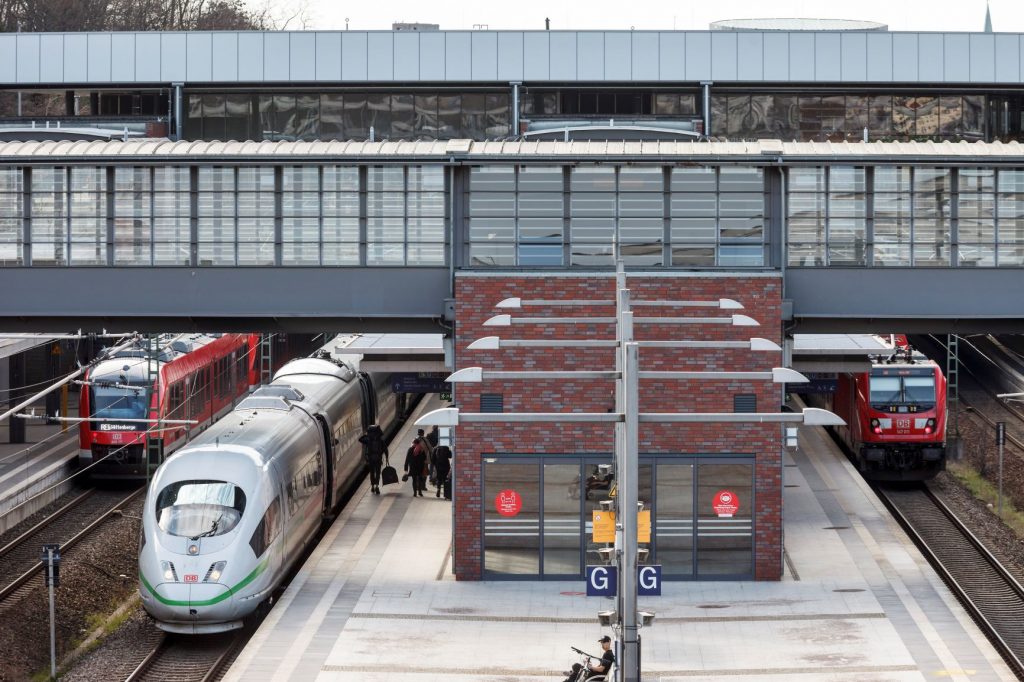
[114,167,150,191]
[282,242,320,265]
[874,193,911,220]
[322,192,359,216]
[70,192,105,216]
[830,166,865,192]
[470,218,515,241]
[0,218,22,242]
[283,166,318,191]
[113,217,151,242]
[198,167,234,191]
[367,216,404,241]
[787,217,826,242]
[709,95,727,137]
[408,216,445,241]
[914,168,951,193]
[322,217,359,242]
[671,168,716,192]
[828,217,866,242]
[619,167,663,192]
[30,217,65,242]
[518,218,563,241]
[787,192,825,218]
[619,217,663,241]
[999,215,1024,243]
[32,191,66,217]
[0,167,23,192]
[237,217,275,242]
[619,192,662,218]
[999,170,1024,193]
[236,241,274,266]
[323,166,358,192]
[958,194,995,221]
[788,167,825,192]
[282,192,319,216]
[787,242,825,266]
[485,93,510,138]
[113,242,151,265]
[570,193,615,217]
[672,246,715,266]
[461,93,486,139]
[320,94,344,140]
[408,166,444,192]
[69,241,106,265]
[238,167,274,192]
[69,217,104,240]
[114,192,151,217]
[237,192,275,216]
[282,217,319,242]
[518,244,562,266]
[367,242,405,265]
[570,217,615,242]
[153,241,191,266]
[518,192,563,217]
[406,242,445,264]
[198,217,235,242]
[437,95,460,139]
[719,193,762,217]
[718,244,763,266]
[154,193,191,217]
[873,220,910,242]
[0,193,21,216]
[620,241,663,265]
[958,244,994,266]
[366,94,391,139]
[224,94,251,141]
[154,167,190,192]
[845,96,869,140]
[912,218,946,243]
[719,217,763,239]
[828,243,867,266]
[470,167,515,191]
[70,167,104,191]
[32,167,66,192]
[518,166,563,191]
[31,239,66,266]
[912,193,949,219]
[197,241,236,265]
[153,217,190,243]
[671,194,716,218]
[197,192,234,217]
[958,217,995,242]
[912,243,951,266]
[720,167,762,192]
[322,242,359,265]
[874,166,911,192]
[368,167,404,192]
[873,241,911,265]
[997,245,1024,265]
[828,192,866,217]
[390,94,415,140]
[470,243,514,266]
[570,167,615,192]
[272,94,296,141]
[408,191,445,216]
[343,95,368,139]
[571,243,615,266]
[959,168,994,192]
[414,94,439,139]
[367,192,405,216]
[670,219,716,242]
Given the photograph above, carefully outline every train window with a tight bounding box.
[249,497,281,558]
[869,376,901,404]
[156,480,246,538]
[903,377,936,405]
[90,383,149,422]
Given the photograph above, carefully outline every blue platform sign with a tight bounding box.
[586,565,617,597]
[390,372,451,394]
[637,565,662,596]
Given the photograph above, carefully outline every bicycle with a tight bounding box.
[563,646,612,682]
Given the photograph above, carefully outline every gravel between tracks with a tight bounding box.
[0,494,143,682]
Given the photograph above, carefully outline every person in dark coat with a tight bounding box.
[358,424,387,495]
[431,444,452,498]
[404,437,428,497]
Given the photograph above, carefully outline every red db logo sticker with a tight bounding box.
[495,489,523,517]
[713,490,739,518]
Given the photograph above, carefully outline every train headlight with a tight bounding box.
[925,418,935,435]
[161,561,178,582]
[188,544,199,555]
[204,561,227,583]
[870,418,882,435]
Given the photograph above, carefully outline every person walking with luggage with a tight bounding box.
[404,437,428,497]
[431,444,452,498]
[358,424,388,495]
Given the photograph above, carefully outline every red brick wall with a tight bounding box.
[452,273,784,581]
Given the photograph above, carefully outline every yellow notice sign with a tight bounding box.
[592,510,616,544]
[592,510,651,544]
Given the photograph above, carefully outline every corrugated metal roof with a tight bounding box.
[1,139,1024,161]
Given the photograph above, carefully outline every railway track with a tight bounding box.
[0,485,144,609]
[876,483,1024,678]
[126,631,243,682]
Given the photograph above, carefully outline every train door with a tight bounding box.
[314,414,335,513]
[357,373,377,430]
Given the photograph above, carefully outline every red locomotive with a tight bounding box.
[827,335,947,481]
[79,333,265,479]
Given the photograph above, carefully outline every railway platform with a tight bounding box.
[0,401,80,532]
[224,406,1014,681]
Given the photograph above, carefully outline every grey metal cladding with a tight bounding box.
[213,33,239,82]
[5,30,1024,87]
[892,33,918,81]
[16,34,39,83]
[471,32,498,81]
[789,33,814,81]
[969,34,995,82]
[866,33,893,81]
[944,33,970,82]
[737,33,763,81]
[995,33,1020,82]
[840,33,866,82]
[445,32,471,80]
[186,33,212,82]
[550,32,577,80]
[160,33,187,82]
[659,33,685,80]
[684,32,710,80]
[710,32,737,80]
[367,32,393,80]
[40,35,63,82]
[421,32,446,81]
[763,33,788,81]
[264,33,290,81]
[577,32,604,80]
[88,33,112,82]
[497,33,523,81]
[631,32,659,81]
[341,32,368,81]
[394,32,419,81]
[315,32,342,81]
[289,32,316,81]
[238,32,264,81]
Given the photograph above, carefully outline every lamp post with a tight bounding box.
[420,272,843,682]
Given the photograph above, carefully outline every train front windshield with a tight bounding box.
[869,374,936,408]
[90,384,149,421]
[156,480,246,538]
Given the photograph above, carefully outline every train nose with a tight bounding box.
[141,580,238,634]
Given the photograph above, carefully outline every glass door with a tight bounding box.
[653,461,694,577]
[543,462,582,576]
[696,462,754,577]
[483,460,540,576]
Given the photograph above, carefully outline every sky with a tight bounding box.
[293,0,1015,33]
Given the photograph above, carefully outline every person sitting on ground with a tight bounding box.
[562,635,614,682]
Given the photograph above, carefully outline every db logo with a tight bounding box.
[495,489,522,517]
[713,490,739,518]
[183,574,198,583]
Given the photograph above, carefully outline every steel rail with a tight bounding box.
[0,488,96,558]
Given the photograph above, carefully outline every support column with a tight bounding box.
[511,82,521,137]
[172,82,184,140]
[64,91,75,117]
[8,352,26,444]
[701,81,712,139]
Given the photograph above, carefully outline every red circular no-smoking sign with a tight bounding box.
[495,489,523,517]
[713,490,739,518]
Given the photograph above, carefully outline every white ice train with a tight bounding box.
[138,354,399,634]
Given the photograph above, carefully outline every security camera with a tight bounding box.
[598,464,612,474]
[599,500,614,511]
[598,610,616,626]
[638,610,655,626]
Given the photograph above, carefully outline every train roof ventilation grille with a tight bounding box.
[253,385,305,402]
[237,396,292,412]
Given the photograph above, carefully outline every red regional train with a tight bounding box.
[826,336,947,481]
[79,333,312,479]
